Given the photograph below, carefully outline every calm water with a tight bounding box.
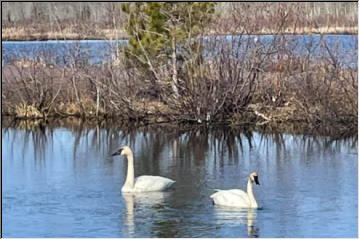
[2,124,358,237]
[2,35,357,67]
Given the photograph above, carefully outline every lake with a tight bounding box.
[2,122,358,237]
[2,34,357,67]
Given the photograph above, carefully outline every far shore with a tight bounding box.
[2,26,358,41]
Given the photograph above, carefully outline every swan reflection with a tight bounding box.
[213,206,259,237]
[122,192,170,237]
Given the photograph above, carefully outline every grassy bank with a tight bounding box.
[2,2,357,41]
[2,26,358,41]
[1,114,356,140]
[2,26,127,41]
[2,46,357,136]
[2,2,357,136]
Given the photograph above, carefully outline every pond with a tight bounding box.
[2,34,357,67]
[2,122,357,237]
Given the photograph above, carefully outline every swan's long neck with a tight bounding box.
[247,178,258,208]
[123,152,135,190]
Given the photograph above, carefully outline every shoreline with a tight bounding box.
[1,115,356,139]
[2,26,357,42]
[2,96,356,138]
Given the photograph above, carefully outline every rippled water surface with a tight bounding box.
[2,123,357,237]
[2,35,357,67]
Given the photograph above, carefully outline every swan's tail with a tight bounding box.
[210,189,222,199]
[166,179,176,189]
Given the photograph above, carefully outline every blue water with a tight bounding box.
[2,40,127,66]
[2,124,358,237]
[2,34,357,67]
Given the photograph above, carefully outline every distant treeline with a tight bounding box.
[2,2,358,24]
[2,2,358,30]
[2,2,121,24]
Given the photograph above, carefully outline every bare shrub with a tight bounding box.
[2,61,64,118]
[253,35,357,126]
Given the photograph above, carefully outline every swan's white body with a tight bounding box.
[123,175,175,193]
[210,172,260,208]
[112,146,175,193]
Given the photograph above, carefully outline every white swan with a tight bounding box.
[210,172,260,208]
[112,146,175,192]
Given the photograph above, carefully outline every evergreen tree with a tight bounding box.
[122,2,216,97]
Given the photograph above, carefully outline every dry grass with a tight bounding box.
[208,26,357,36]
[257,26,358,35]
[14,103,43,119]
[3,25,357,41]
[2,25,127,41]
[55,98,104,117]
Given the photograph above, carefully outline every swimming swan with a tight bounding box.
[210,172,260,208]
[112,146,175,192]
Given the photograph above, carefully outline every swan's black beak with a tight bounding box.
[111,148,123,156]
[254,176,260,185]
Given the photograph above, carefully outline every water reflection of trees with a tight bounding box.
[2,118,357,237]
[2,118,52,164]
[256,131,357,153]
[2,118,357,169]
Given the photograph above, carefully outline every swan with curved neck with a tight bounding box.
[112,146,175,192]
[210,172,260,208]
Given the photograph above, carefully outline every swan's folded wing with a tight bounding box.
[210,189,250,207]
[134,175,175,192]
[227,189,249,198]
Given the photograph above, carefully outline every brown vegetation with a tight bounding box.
[2,25,127,41]
[1,2,357,136]
[214,2,357,35]
[2,35,357,135]
[2,2,357,41]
